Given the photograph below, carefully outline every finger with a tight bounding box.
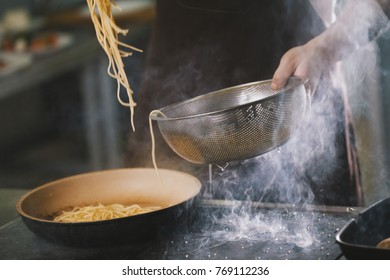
[271,56,298,90]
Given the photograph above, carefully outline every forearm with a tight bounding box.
[271,0,389,90]
[310,0,389,64]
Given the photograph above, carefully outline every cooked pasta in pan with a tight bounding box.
[53,203,162,222]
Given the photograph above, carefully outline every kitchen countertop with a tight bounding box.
[0,189,28,226]
[0,200,353,260]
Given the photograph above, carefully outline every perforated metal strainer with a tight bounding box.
[150,76,310,164]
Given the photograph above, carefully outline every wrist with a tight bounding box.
[304,35,340,67]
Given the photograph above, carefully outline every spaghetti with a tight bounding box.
[53,203,161,223]
[86,0,142,131]
[149,110,168,172]
[72,2,162,223]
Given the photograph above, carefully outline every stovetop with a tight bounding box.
[0,200,353,260]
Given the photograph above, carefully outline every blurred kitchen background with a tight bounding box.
[0,0,154,224]
[0,0,390,225]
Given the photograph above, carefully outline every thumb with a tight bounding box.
[271,50,299,90]
[271,63,297,90]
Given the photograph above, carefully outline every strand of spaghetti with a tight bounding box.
[117,41,143,52]
[149,110,168,172]
[98,8,133,94]
[86,0,142,131]
[149,110,168,189]
[149,111,158,172]
[95,6,135,109]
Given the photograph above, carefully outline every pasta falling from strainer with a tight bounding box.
[149,110,167,171]
[86,0,142,131]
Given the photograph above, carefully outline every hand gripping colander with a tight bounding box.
[150,76,310,164]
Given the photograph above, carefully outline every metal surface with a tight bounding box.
[0,199,351,260]
[150,76,309,164]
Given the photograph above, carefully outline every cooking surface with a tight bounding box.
[0,200,352,260]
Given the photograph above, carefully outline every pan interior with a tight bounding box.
[16,168,201,222]
[337,198,390,248]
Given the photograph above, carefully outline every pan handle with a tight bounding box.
[345,207,365,222]
[346,207,360,214]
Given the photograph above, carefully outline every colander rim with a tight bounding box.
[150,76,308,121]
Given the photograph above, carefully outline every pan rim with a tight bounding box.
[16,167,202,225]
[335,197,390,252]
[149,76,308,121]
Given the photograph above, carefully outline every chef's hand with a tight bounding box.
[271,0,389,91]
[271,39,330,92]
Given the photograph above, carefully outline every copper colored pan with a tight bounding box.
[16,168,202,247]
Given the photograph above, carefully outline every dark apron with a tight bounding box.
[126,0,363,206]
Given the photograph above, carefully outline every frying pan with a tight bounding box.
[16,168,202,247]
[336,197,390,259]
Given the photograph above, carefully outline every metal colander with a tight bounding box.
[150,76,310,164]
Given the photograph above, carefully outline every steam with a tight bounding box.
[187,0,390,252]
[332,0,390,204]
[201,204,318,249]
[199,0,390,206]
[159,201,345,259]
[127,0,390,256]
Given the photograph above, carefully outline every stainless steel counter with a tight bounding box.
[0,200,353,260]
